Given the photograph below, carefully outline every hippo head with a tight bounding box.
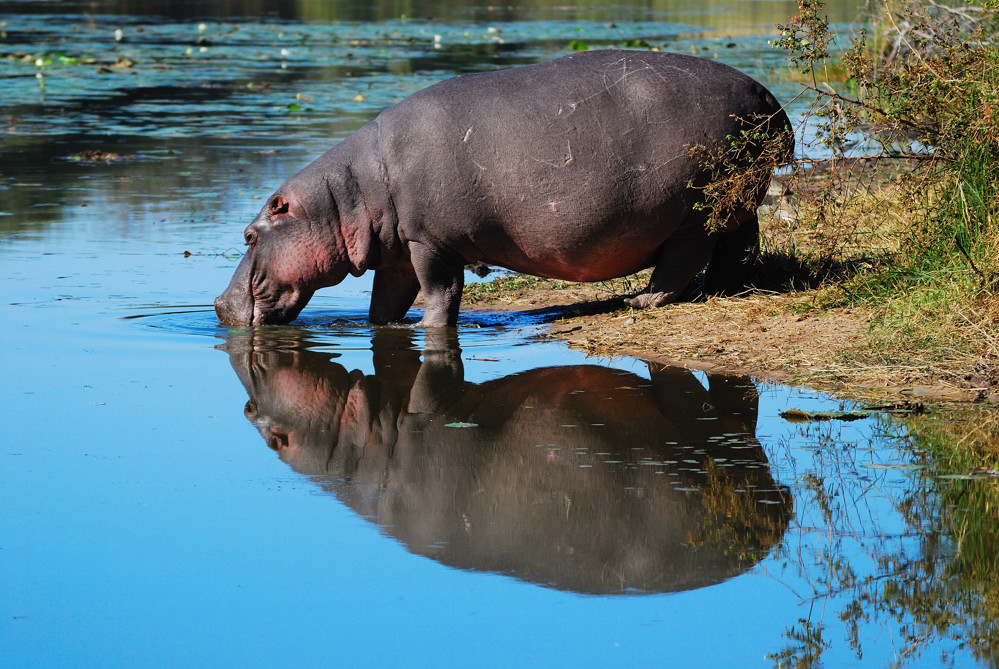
[215,177,352,326]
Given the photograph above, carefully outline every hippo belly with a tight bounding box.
[471,214,672,283]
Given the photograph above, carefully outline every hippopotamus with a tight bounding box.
[215,49,792,327]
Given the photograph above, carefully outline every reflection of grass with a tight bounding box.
[893,409,999,665]
[768,619,829,668]
[905,405,999,560]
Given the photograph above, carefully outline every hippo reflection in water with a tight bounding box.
[220,329,791,594]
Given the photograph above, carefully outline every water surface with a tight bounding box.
[3,1,997,666]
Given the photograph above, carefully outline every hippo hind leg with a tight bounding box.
[624,209,760,309]
[702,209,759,296]
[624,219,716,309]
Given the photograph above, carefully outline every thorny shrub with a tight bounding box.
[687,113,794,236]
[765,0,999,364]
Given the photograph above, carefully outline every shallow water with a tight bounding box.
[3,1,997,666]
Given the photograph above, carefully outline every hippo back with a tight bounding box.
[369,50,789,278]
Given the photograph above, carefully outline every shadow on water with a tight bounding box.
[217,325,791,595]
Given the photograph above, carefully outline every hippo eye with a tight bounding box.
[270,196,289,216]
[244,229,257,246]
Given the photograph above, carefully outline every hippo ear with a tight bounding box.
[269,195,290,217]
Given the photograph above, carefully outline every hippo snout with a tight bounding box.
[215,291,251,326]
[216,252,254,326]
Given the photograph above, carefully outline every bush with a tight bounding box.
[774,0,999,367]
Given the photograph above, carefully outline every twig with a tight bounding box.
[789,153,937,167]
[799,84,943,140]
[954,235,985,280]
[921,0,984,21]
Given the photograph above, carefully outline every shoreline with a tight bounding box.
[462,282,999,404]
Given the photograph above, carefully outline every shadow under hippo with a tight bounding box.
[219,328,791,595]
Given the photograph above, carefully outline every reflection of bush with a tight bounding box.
[685,458,792,565]
[766,409,999,667]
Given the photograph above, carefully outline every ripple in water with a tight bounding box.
[125,296,546,352]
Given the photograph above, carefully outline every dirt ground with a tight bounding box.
[463,276,999,404]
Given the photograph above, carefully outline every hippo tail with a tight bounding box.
[738,88,795,209]
[771,102,796,169]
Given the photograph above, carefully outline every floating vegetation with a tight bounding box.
[66,150,134,163]
[0,14,785,141]
[780,400,925,423]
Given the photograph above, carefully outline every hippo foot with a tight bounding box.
[624,291,679,309]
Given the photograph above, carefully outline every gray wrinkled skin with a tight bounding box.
[216,49,792,327]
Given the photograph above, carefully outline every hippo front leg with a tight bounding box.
[409,243,464,327]
[369,264,421,324]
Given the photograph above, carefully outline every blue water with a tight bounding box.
[1,1,986,667]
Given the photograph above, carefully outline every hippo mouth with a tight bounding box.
[216,283,312,327]
[215,250,255,325]
[215,245,314,326]
[252,286,313,326]
[215,282,254,326]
